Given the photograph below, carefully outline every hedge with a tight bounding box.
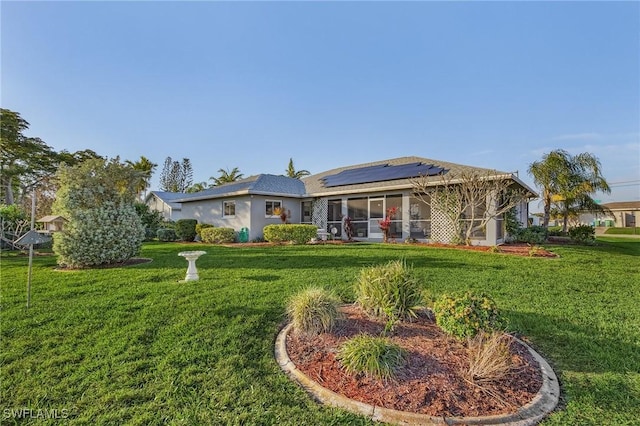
[175,219,198,242]
[263,224,318,245]
[201,227,235,244]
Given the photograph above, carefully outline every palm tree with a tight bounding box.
[285,158,310,179]
[528,150,610,231]
[186,182,208,193]
[126,156,157,201]
[209,167,244,187]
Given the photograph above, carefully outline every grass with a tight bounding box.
[337,335,405,382]
[604,227,640,235]
[286,287,341,335]
[1,239,639,424]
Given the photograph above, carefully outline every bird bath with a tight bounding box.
[178,251,206,281]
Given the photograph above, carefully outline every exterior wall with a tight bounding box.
[179,197,251,237]
[147,195,183,221]
[249,195,302,241]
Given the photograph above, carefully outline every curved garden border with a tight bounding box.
[275,323,559,425]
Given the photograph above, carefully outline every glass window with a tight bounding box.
[223,200,235,217]
[265,200,282,217]
[327,199,342,237]
[347,198,368,221]
[409,196,431,239]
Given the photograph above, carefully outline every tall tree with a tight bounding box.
[209,167,244,186]
[126,156,157,201]
[285,158,310,179]
[528,150,610,230]
[159,157,192,192]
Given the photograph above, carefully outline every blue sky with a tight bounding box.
[2,1,639,208]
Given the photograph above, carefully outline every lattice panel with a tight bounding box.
[312,198,328,231]
[430,203,458,243]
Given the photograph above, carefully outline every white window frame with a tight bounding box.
[265,200,282,218]
[223,200,236,218]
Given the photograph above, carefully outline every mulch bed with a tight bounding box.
[286,305,543,418]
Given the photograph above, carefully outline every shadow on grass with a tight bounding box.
[506,310,639,375]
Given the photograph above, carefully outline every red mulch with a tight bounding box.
[286,305,543,418]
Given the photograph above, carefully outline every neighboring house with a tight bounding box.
[36,215,66,233]
[147,156,536,245]
[145,191,186,221]
[578,201,640,228]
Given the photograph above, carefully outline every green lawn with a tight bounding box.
[604,227,640,235]
[1,240,639,425]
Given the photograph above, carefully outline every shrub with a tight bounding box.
[433,291,506,340]
[201,227,235,244]
[175,219,198,242]
[263,224,318,244]
[467,331,513,384]
[568,225,595,244]
[287,287,341,335]
[195,223,214,238]
[156,228,177,242]
[134,202,163,240]
[547,226,565,237]
[53,201,145,268]
[514,225,548,244]
[355,260,423,324]
[337,335,405,381]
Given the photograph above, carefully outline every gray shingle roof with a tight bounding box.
[174,174,306,202]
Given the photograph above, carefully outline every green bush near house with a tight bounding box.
[433,291,506,340]
[200,227,235,244]
[568,225,596,244]
[195,223,214,238]
[175,219,198,242]
[513,225,548,244]
[156,228,177,242]
[263,224,318,245]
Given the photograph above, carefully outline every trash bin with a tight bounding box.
[238,227,249,243]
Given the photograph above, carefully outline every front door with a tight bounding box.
[369,198,385,239]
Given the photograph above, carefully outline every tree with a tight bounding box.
[126,156,157,201]
[52,157,145,268]
[186,182,208,193]
[159,157,193,192]
[1,109,58,205]
[411,171,529,245]
[285,158,310,179]
[209,167,244,186]
[528,150,610,231]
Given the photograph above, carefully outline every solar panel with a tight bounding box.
[322,162,446,187]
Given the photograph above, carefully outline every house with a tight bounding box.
[578,201,640,228]
[147,156,536,245]
[36,215,66,233]
[145,191,186,221]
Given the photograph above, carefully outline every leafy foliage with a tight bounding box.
[175,219,198,242]
[512,225,548,244]
[156,228,178,242]
[285,158,310,179]
[355,259,423,325]
[52,158,144,267]
[433,292,506,340]
[209,167,244,187]
[263,224,317,244]
[287,287,341,336]
[159,157,193,192]
[568,225,596,244]
[337,335,405,381]
[200,227,235,244]
[195,223,214,238]
[134,202,164,240]
[466,332,513,384]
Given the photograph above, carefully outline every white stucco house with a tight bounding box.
[147,156,536,245]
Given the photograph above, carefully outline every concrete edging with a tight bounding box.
[275,323,559,425]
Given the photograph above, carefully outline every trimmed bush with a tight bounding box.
[201,227,235,244]
[263,224,318,244]
[175,219,197,242]
[355,259,423,322]
[569,225,595,244]
[433,291,506,340]
[156,228,177,242]
[287,287,342,335]
[337,335,405,381]
[514,225,548,244]
[196,223,214,238]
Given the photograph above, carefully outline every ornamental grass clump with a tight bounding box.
[355,259,423,323]
[433,291,506,340]
[466,331,514,384]
[337,335,405,381]
[287,287,341,336]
